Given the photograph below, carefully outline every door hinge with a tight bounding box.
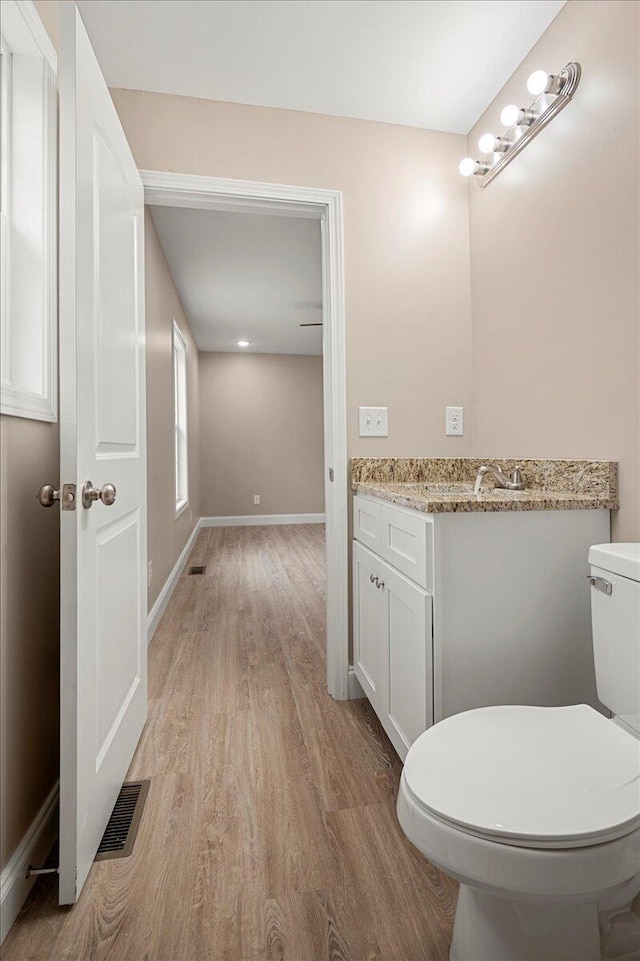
[61,483,77,511]
[328,468,334,482]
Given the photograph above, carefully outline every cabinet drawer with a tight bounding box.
[353,494,381,552]
[379,503,433,590]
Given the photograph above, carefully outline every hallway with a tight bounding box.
[3,525,456,961]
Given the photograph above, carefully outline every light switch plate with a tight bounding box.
[359,407,388,437]
[446,406,464,436]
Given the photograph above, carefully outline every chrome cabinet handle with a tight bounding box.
[81,480,117,509]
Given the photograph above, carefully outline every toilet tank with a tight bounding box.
[588,544,640,736]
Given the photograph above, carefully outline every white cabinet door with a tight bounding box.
[383,561,432,760]
[353,541,387,717]
[59,5,147,905]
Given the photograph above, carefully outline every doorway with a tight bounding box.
[142,171,349,700]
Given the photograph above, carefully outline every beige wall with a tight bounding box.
[199,352,324,517]
[111,89,474,463]
[145,210,201,611]
[468,0,640,540]
[0,418,60,873]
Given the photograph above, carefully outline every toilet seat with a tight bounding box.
[403,704,640,849]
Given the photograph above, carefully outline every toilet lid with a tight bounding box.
[403,705,640,848]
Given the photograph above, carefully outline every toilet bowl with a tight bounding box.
[397,705,640,961]
[396,543,640,961]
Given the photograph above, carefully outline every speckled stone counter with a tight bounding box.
[351,458,618,514]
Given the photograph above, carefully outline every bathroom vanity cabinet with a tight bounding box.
[353,492,610,761]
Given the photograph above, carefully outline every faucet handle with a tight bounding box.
[510,465,524,488]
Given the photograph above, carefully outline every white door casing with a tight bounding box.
[59,4,147,904]
[141,170,348,700]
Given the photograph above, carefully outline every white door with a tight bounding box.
[385,562,432,760]
[353,541,387,717]
[59,4,146,905]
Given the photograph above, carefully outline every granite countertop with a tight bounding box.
[351,458,619,514]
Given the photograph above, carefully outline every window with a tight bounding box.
[173,321,188,515]
[0,1,57,422]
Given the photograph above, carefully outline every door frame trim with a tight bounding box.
[141,171,349,700]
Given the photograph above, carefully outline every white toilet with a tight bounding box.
[397,543,640,961]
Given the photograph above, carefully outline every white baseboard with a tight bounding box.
[348,667,365,700]
[147,521,202,644]
[0,780,59,944]
[200,513,326,528]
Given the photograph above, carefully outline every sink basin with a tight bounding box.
[404,482,476,495]
[402,482,529,497]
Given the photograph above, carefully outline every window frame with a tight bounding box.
[0,0,57,423]
[172,320,189,517]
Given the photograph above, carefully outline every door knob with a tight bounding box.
[37,484,60,507]
[81,480,117,509]
[36,483,76,510]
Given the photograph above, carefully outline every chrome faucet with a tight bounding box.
[474,464,525,495]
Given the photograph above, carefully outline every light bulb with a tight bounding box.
[527,70,549,96]
[236,340,251,347]
[500,104,521,127]
[458,157,477,177]
[478,133,496,154]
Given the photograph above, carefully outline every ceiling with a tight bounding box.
[150,206,323,355]
[78,0,565,135]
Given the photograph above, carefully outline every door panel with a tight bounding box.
[353,541,387,716]
[59,4,146,904]
[95,512,141,758]
[94,130,139,450]
[385,562,432,759]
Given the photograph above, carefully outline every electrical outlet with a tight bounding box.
[254,494,260,505]
[446,406,464,436]
[147,561,152,587]
[359,407,388,437]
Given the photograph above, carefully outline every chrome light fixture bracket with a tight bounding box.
[476,62,581,188]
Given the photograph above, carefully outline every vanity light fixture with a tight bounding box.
[459,62,581,187]
[499,104,535,128]
[459,157,491,177]
[478,133,509,154]
[236,340,251,347]
[526,69,566,97]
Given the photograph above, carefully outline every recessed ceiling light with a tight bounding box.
[236,340,251,348]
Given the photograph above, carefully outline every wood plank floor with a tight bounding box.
[2,525,457,961]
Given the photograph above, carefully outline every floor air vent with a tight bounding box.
[95,780,150,861]
[188,565,206,575]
